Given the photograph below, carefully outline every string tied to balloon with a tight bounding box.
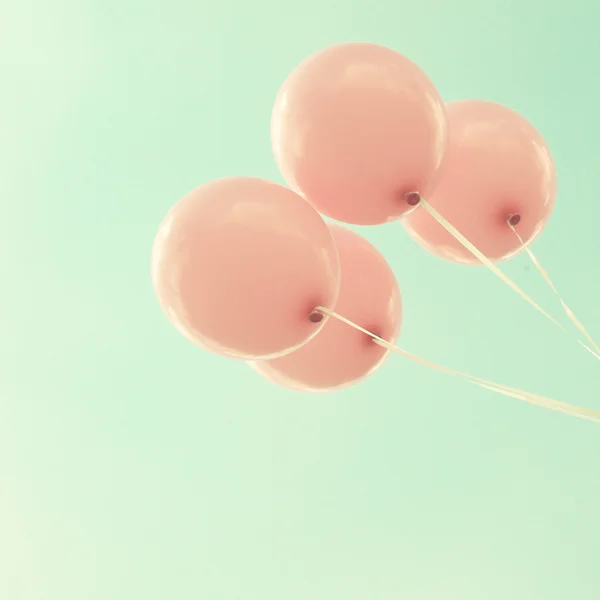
[404,191,600,362]
[310,306,600,424]
[507,216,600,357]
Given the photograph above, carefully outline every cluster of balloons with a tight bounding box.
[152,42,557,393]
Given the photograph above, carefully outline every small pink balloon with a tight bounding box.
[402,100,557,264]
[251,224,402,392]
[271,42,448,226]
[151,177,340,360]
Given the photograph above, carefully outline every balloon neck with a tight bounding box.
[508,214,521,227]
[405,192,421,206]
[309,310,324,323]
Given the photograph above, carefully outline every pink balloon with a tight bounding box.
[271,42,448,226]
[151,177,340,360]
[401,100,557,264]
[251,224,402,392]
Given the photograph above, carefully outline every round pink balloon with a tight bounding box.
[251,224,402,392]
[271,42,448,226]
[151,177,340,360]
[402,100,557,264]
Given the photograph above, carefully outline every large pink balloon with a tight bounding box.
[271,42,448,226]
[251,224,402,392]
[402,100,557,264]
[151,177,340,360]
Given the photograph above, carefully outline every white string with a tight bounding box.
[415,197,600,362]
[508,221,600,356]
[314,306,600,424]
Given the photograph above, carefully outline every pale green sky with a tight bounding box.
[2,0,600,599]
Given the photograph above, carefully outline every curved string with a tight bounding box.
[314,306,600,424]
[415,197,600,362]
[508,221,600,356]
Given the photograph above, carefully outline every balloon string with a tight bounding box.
[508,221,600,357]
[416,197,600,362]
[314,306,600,424]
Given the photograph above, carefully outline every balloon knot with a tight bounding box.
[508,214,521,226]
[309,311,324,323]
[405,192,421,206]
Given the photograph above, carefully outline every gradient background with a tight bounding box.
[2,0,600,598]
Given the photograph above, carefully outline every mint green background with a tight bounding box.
[2,1,600,598]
